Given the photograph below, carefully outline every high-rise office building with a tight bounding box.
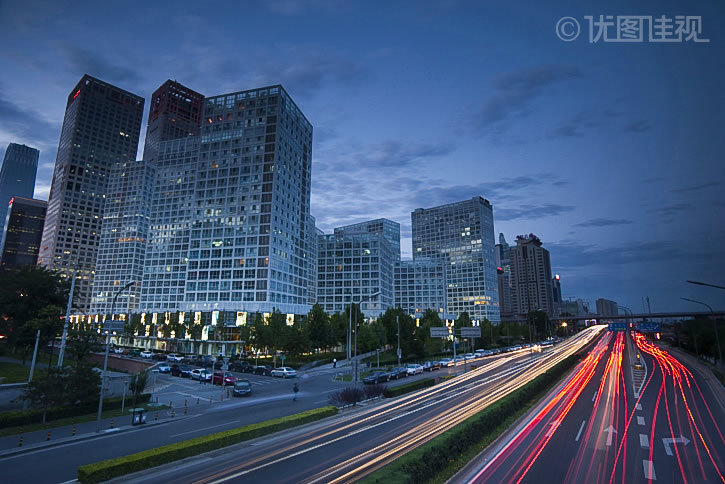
[0,197,47,270]
[143,80,204,163]
[495,233,513,319]
[509,234,555,318]
[552,274,562,316]
[596,298,618,317]
[0,143,39,229]
[304,214,320,306]
[90,159,155,314]
[317,229,394,317]
[142,85,313,315]
[411,197,500,323]
[334,218,401,261]
[394,258,448,318]
[38,75,144,311]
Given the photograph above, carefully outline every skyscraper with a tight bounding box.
[143,80,204,163]
[0,197,47,270]
[38,75,144,311]
[411,197,500,323]
[509,234,555,318]
[495,233,513,319]
[334,218,401,261]
[0,143,39,229]
[394,258,447,318]
[596,298,618,317]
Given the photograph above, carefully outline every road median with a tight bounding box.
[77,405,338,483]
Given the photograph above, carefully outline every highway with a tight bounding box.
[458,330,725,483]
[114,326,605,483]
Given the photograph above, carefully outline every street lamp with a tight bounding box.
[353,291,381,382]
[680,297,722,369]
[96,281,134,433]
[687,280,725,290]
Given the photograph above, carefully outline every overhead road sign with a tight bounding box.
[638,322,661,333]
[461,327,482,338]
[430,327,450,338]
[608,322,627,332]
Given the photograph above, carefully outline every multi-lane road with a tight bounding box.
[112,326,604,483]
[459,330,725,483]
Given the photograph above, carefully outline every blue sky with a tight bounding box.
[1,0,723,312]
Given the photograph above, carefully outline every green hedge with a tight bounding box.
[0,394,151,429]
[366,353,585,484]
[383,378,436,398]
[77,405,339,483]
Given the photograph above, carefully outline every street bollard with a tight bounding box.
[226,388,230,398]
[170,401,173,408]
[154,412,158,421]
[197,397,200,405]
[210,395,213,403]
[18,436,23,447]
[47,431,51,441]
[72,426,76,436]
[184,406,188,414]
[171,409,175,417]
[184,399,187,407]
[110,419,114,429]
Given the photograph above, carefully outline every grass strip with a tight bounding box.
[77,405,339,483]
[0,362,31,383]
[361,351,587,484]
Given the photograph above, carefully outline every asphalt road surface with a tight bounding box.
[457,330,725,483]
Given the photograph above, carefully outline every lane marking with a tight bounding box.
[169,420,240,438]
[639,434,649,449]
[643,460,657,480]
[592,392,597,402]
[637,416,645,426]
[575,420,586,442]
[636,403,642,410]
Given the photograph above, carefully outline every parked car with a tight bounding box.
[129,349,142,357]
[232,379,252,397]
[212,371,237,386]
[389,367,408,379]
[464,353,476,361]
[199,369,213,382]
[406,363,424,375]
[270,367,297,378]
[190,368,203,380]
[183,355,201,365]
[230,361,252,373]
[140,350,153,358]
[214,359,224,370]
[363,371,390,384]
[157,363,171,373]
[178,365,193,377]
[151,353,167,361]
[113,347,125,354]
[253,365,272,376]
[170,364,181,376]
[201,356,215,368]
[423,361,441,371]
[167,353,183,362]
[439,358,454,367]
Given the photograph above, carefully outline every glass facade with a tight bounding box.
[38,75,144,312]
[394,258,448,318]
[411,197,500,323]
[0,197,46,270]
[334,218,401,262]
[0,143,39,228]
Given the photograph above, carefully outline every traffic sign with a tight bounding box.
[638,322,661,333]
[608,322,627,332]
[102,320,125,332]
[461,327,481,338]
[430,327,450,338]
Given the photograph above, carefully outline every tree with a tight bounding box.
[22,364,100,423]
[528,310,550,340]
[328,313,347,350]
[0,266,68,350]
[26,305,64,365]
[267,310,289,352]
[128,369,149,405]
[305,304,330,352]
[67,324,102,363]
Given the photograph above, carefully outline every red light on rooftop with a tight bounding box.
[555,274,560,281]
[8,197,14,206]
[73,89,80,99]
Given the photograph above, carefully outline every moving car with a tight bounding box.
[464,353,476,361]
[140,350,153,358]
[270,367,297,378]
[212,371,237,386]
[363,371,390,384]
[232,379,252,397]
[157,363,171,373]
[406,363,424,375]
[439,358,454,367]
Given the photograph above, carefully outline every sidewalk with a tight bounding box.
[665,344,725,414]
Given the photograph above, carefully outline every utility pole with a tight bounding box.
[28,330,40,383]
[57,268,77,367]
[396,315,401,367]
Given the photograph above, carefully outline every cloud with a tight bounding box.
[673,181,722,193]
[574,218,632,227]
[649,203,691,217]
[549,240,683,268]
[60,45,142,85]
[624,120,650,133]
[475,64,581,133]
[495,203,576,221]
[0,93,60,149]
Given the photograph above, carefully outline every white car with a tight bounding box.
[157,363,171,373]
[167,353,183,362]
[113,347,125,354]
[140,350,153,358]
[270,367,297,378]
[406,363,424,375]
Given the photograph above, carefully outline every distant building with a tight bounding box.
[560,298,592,318]
[143,80,204,163]
[0,143,39,234]
[0,197,46,270]
[552,274,562,316]
[412,197,499,323]
[38,75,144,312]
[495,233,513,320]
[317,227,395,318]
[394,258,448,319]
[596,298,618,317]
[509,234,554,318]
[335,218,401,262]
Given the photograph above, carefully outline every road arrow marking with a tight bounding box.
[545,420,560,437]
[662,435,690,456]
[604,425,617,446]
[636,403,642,410]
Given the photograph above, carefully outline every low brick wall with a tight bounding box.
[87,354,154,374]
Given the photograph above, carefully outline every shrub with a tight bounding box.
[328,387,365,406]
[77,406,338,483]
[363,384,386,400]
[383,378,436,398]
